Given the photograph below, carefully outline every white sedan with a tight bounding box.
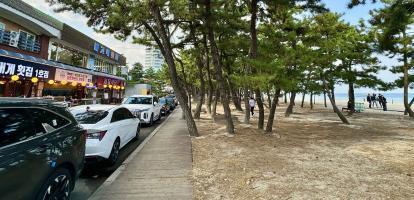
[70,105,140,165]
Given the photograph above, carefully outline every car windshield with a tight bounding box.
[124,97,152,105]
[72,110,108,124]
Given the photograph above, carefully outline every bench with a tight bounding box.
[342,102,365,113]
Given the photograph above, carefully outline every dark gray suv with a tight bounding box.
[0,98,86,200]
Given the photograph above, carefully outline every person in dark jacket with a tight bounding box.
[367,93,372,108]
[381,95,387,111]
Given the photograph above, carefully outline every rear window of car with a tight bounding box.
[160,98,166,104]
[124,97,152,105]
[72,110,108,124]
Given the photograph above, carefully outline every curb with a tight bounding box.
[88,109,177,200]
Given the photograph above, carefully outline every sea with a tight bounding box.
[312,93,414,104]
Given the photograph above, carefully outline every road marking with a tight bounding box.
[88,109,176,199]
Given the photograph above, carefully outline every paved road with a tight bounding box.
[70,115,167,200]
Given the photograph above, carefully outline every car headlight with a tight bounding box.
[132,110,141,118]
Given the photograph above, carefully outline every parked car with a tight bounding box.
[70,105,140,164]
[166,94,178,106]
[122,95,162,126]
[159,97,171,116]
[0,98,86,200]
[165,96,176,110]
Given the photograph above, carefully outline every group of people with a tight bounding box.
[367,93,387,111]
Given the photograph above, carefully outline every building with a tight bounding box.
[0,0,126,104]
[144,45,164,71]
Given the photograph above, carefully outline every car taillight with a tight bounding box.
[87,130,107,141]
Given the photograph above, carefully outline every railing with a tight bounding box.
[0,29,41,53]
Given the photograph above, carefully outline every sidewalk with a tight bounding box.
[89,108,192,200]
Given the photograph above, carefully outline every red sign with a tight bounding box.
[96,76,124,89]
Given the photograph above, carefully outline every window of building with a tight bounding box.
[19,30,35,42]
[48,42,88,68]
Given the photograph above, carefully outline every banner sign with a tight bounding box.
[96,76,124,89]
[0,55,55,80]
[93,42,120,62]
[55,68,92,83]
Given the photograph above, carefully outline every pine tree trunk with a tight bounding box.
[301,92,306,108]
[148,2,198,136]
[310,92,313,109]
[266,87,272,108]
[284,93,287,104]
[265,89,281,133]
[204,33,213,115]
[193,56,205,119]
[229,80,243,111]
[285,92,296,117]
[211,89,219,119]
[404,97,414,115]
[244,87,250,123]
[348,82,355,114]
[403,50,414,117]
[326,87,350,124]
[323,91,327,108]
[255,88,265,129]
[205,0,234,134]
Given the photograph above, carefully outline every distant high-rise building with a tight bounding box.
[144,46,164,71]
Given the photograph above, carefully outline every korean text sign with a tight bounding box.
[0,55,55,80]
[55,69,92,83]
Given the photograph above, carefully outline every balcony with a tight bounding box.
[0,29,41,53]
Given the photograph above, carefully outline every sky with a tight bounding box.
[23,0,403,93]
[22,0,146,67]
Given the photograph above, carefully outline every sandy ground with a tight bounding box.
[192,101,414,200]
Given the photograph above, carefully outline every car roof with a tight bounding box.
[128,95,154,97]
[70,104,118,112]
[0,97,75,121]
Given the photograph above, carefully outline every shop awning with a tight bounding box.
[0,49,125,81]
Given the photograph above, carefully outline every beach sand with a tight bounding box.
[192,101,414,200]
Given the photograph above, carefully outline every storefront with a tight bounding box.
[0,51,125,105]
[96,76,125,104]
[0,54,55,97]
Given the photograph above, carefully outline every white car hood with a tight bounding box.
[122,104,152,111]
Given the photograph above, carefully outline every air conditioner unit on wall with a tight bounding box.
[9,31,20,47]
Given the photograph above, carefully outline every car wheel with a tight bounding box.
[156,111,161,121]
[135,124,140,140]
[37,168,73,200]
[108,138,120,165]
[149,113,154,126]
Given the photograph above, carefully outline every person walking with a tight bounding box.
[367,93,372,108]
[382,95,388,111]
[249,97,256,116]
[378,94,384,108]
[372,93,378,108]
